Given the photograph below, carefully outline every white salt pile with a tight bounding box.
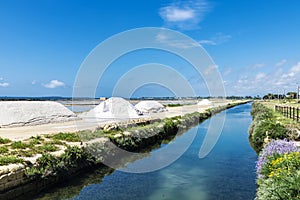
[0,101,78,128]
[84,97,139,119]
[197,99,213,106]
[135,101,167,114]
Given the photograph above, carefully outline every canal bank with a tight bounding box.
[248,101,300,200]
[35,102,257,200]
[0,100,250,199]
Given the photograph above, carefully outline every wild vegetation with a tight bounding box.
[248,102,296,153]
[249,101,300,199]
[255,140,300,200]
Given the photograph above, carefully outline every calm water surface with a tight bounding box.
[36,103,257,200]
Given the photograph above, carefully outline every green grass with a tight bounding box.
[0,156,24,166]
[36,144,59,152]
[50,132,81,142]
[77,130,105,141]
[0,146,9,154]
[0,137,11,144]
[11,141,29,149]
[28,135,44,146]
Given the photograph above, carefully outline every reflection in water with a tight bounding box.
[35,103,257,200]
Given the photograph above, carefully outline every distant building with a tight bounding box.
[99,97,107,101]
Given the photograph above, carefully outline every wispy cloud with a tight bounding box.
[159,0,211,30]
[31,80,37,85]
[275,59,287,67]
[230,61,300,95]
[155,32,199,49]
[222,68,232,76]
[199,33,231,46]
[0,82,9,87]
[43,80,65,89]
[252,63,265,69]
[289,62,300,73]
[255,72,266,80]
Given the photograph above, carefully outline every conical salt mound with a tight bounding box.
[197,99,213,106]
[135,101,167,114]
[86,97,139,118]
[0,101,78,128]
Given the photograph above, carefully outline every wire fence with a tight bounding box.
[275,105,300,122]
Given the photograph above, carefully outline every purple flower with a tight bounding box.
[256,139,299,179]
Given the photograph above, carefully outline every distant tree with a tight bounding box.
[263,93,275,100]
[286,92,297,99]
[254,95,261,100]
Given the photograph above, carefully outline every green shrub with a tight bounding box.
[28,135,44,146]
[256,152,300,200]
[0,146,8,154]
[61,145,93,168]
[78,130,104,141]
[36,144,59,152]
[51,132,81,142]
[0,156,23,166]
[249,102,288,153]
[11,141,29,149]
[0,137,11,144]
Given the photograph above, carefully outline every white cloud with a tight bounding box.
[199,39,216,45]
[43,80,65,89]
[223,68,232,76]
[31,80,37,85]
[159,0,210,30]
[199,33,231,46]
[0,77,3,81]
[252,63,265,69]
[255,73,266,80]
[229,61,300,96]
[155,32,199,49]
[161,7,195,22]
[0,82,9,87]
[275,59,287,67]
[290,62,300,73]
[204,65,218,76]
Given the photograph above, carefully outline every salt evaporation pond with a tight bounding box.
[34,103,257,200]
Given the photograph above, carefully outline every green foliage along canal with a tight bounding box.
[35,103,257,200]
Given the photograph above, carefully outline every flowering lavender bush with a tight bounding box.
[256,139,299,179]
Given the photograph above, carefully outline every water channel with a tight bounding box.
[35,103,257,200]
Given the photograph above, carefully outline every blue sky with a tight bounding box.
[0,0,300,97]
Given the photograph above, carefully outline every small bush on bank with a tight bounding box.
[256,139,300,200]
[0,137,11,144]
[0,156,24,166]
[0,146,8,154]
[11,141,29,149]
[249,102,288,153]
[50,132,81,142]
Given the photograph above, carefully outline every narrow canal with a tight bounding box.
[35,103,257,200]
